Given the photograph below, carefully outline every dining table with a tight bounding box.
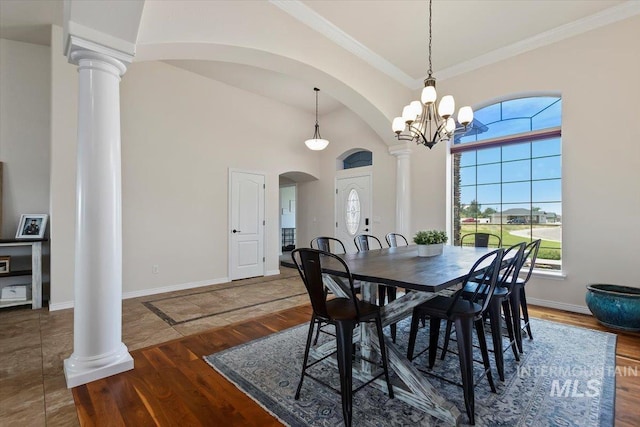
[284,244,496,425]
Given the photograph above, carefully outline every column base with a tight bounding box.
[64,342,134,388]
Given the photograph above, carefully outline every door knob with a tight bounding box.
[232,229,241,233]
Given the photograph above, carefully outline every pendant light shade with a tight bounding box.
[305,87,330,151]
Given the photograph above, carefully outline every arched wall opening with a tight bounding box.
[279,171,318,258]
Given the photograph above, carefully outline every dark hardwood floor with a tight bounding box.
[73,304,640,426]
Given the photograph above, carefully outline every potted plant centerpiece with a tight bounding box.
[413,230,448,257]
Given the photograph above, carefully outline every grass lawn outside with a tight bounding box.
[460,223,562,268]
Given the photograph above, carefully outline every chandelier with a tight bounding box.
[305,87,330,151]
[392,0,473,149]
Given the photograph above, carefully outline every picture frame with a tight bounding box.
[15,214,48,240]
[0,256,9,274]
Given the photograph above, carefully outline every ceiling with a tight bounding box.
[1,0,635,115]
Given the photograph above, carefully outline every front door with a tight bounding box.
[336,173,372,253]
[229,170,265,280]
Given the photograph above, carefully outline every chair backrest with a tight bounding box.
[354,234,383,252]
[291,248,359,320]
[460,232,502,248]
[385,232,408,248]
[310,236,346,254]
[519,239,542,283]
[498,242,526,291]
[447,248,504,317]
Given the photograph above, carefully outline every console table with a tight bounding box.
[0,239,45,309]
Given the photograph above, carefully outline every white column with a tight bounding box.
[63,42,133,388]
[389,143,412,238]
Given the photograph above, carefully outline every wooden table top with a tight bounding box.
[285,245,494,293]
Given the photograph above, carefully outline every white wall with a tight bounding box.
[297,107,396,252]
[413,15,640,310]
[114,60,321,293]
[0,38,50,238]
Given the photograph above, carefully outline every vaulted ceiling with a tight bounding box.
[1,0,637,118]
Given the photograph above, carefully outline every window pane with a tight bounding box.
[460,186,477,205]
[482,119,531,140]
[502,181,530,203]
[532,156,561,180]
[459,151,476,167]
[345,189,361,235]
[534,202,562,219]
[460,166,476,185]
[532,137,561,157]
[503,160,530,183]
[477,147,500,164]
[477,184,500,204]
[477,163,500,184]
[532,99,562,130]
[532,179,561,202]
[474,103,501,126]
[502,141,530,161]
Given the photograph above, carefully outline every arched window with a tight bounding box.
[343,150,372,169]
[452,96,562,270]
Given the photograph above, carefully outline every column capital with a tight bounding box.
[388,142,412,158]
[66,35,132,76]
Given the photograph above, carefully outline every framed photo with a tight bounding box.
[15,214,48,239]
[0,256,9,274]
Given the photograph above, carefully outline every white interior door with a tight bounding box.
[229,170,265,280]
[336,173,372,253]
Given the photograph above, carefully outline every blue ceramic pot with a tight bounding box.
[585,284,640,332]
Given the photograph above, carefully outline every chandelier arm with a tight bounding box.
[406,123,438,149]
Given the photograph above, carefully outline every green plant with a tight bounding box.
[413,230,448,245]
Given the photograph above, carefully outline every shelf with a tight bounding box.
[0,299,33,309]
[0,240,43,310]
[0,270,32,278]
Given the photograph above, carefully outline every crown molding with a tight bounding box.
[435,1,640,84]
[270,0,640,90]
[269,0,415,88]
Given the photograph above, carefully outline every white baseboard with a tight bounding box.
[49,301,74,311]
[122,277,230,300]
[527,297,592,315]
[49,276,230,311]
[265,269,280,276]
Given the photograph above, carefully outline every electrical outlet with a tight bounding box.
[152,264,159,274]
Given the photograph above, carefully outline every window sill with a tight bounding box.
[529,269,566,280]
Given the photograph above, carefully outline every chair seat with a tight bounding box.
[325,298,380,321]
[416,295,482,319]
[463,282,509,297]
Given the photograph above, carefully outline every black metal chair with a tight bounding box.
[385,232,409,248]
[510,239,541,352]
[441,242,526,381]
[460,232,502,248]
[354,234,398,342]
[407,248,504,425]
[310,236,347,254]
[291,248,394,427]
[309,236,352,345]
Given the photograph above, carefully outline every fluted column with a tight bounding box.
[389,143,412,238]
[63,41,133,388]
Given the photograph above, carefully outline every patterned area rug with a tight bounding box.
[204,318,616,426]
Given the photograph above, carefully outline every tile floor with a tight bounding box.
[0,268,303,426]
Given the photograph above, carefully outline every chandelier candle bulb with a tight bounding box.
[458,106,474,126]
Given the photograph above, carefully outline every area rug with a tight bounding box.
[204,317,616,426]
